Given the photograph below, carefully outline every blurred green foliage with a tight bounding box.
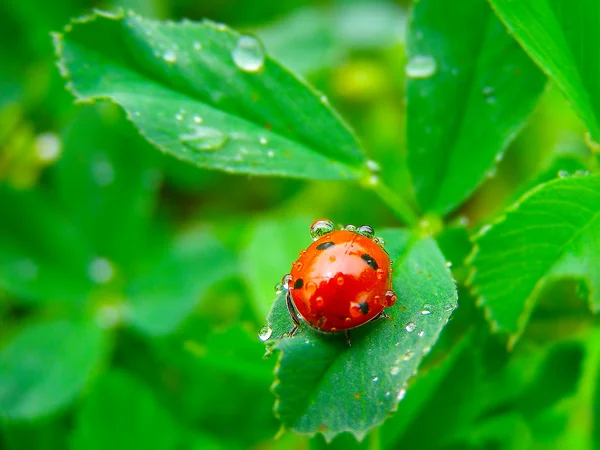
[1,0,600,448]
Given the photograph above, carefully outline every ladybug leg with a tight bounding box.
[285,291,301,337]
[375,310,392,321]
[344,330,352,347]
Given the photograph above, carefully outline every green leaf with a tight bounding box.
[53,11,366,181]
[0,184,94,303]
[54,104,161,270]
[489,0,600,144]
[406,0,546,215]
[241,216,311,319]
[70,370,179,450]
[469,174,600,345]
[265,229,458,441]
[126,228,236,335]
[0,319,106,420]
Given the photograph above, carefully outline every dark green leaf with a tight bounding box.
[490,0,600,143]
[469,174,600,345]
[126,228,236,335]
[54,11,366,181]
[406,0,545,215]
[265,229,457,441]
[70,370,179,450]
[0,319,107,420]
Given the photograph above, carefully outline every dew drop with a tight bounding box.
[92,159,115,186]
[421,304,432,315]
[267,150,275,158]
[281,274,292,290]
[274,283,284,294]
[390,366,400,376]
[403,350,414,361]
[423,345,432,355]
[162,49,177,63]
[558,170,569,178]
[418,330,425,338]
[329,255,336,262]
[357,225,375,238]
[405,322,417,333]
[336,275,345,286]
[405,55,437,79]
[88,257,114,284]
[180,127,229,151]
[259,136,268,145]
[193,115,203,124]
[34,132,61,162]
[232,34,265,72]
[446,261,453,267]
[345,224,357,232]
[315,296,324,308]
[444,303,455,312]
[309,219,335,240]
[376,268,385,280]
[397,388,407,402]
[193,41,202,51]
[350,304,362,318]
[258,326,272,342]
[371,376,379,382]
[305,281,317,296]
[373,237,386,247]
[384,290,397,306]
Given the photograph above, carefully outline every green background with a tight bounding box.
[1,0,599,448]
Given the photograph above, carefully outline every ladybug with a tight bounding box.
[282,219,397,345]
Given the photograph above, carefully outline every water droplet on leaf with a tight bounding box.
[232,34,265,72]
[181,127,228,151]
[88,257,114,284]
[405,322,416,333]
[258,326,272,342]
[405,55,436,78]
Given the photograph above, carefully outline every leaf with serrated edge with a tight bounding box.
[490,0,600,144]
[53,10,366,180]
[406,0,545,215]
[264,229,457,441]
[468,174,600,348]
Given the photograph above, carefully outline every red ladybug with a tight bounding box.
[283,219,396,345]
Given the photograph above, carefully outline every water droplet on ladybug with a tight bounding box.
[345,224,357,232]
[298,249,307,257]
[336,275,345,286]
[357,225,374,238]
[315,296,324,308]
[294,261,303,270]
[305,281,317,296]
[376,268,385,280]
[329,255,336,262]
[350,304,362,318]
[309,219,335,240]
[258,326,272,342]
[281,274,292,290]
[373,236,386,247]
[384,290,397,306]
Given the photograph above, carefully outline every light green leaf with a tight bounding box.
[406,0,545,215]
[489,0,600,144]
[0,319,106,420]
[241,216,311,320]
[264,229,458,441]
[126,228,236,336]
[53,11,366,181]
[70,370,179,450]
[469,174,600,345]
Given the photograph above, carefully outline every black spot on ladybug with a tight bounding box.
[361,254,378,270]
[316,241,335,250]
[358,301,369,315]
[294,278,304,289]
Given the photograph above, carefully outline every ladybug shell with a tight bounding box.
[288,230,395,332]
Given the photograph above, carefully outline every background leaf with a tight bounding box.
[0,319,106,420]
[70,370,179,450]
[469,174,600,344]
[490,0,600,143]
[406,0,546,215]
[265,229,458,441]
[126,227,237,336]
[54,11,367,181]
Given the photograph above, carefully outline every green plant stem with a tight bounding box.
[371,181,419,227]
[366,427,381,450]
